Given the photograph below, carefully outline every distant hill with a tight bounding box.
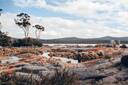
[41,36,128,44]
[99,36,128,41]
[11,36,128,44]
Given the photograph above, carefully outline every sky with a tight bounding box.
[0,0,128,39]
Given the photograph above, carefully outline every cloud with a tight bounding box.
[117,11,128,25]
[1,0,125,39]
[13,0,116,16]
[120,0,128,4]
[48,0,116,17]
[0,12,128,39]
[13,0,47,8]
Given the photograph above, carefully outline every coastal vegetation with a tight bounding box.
[0,9,44,47]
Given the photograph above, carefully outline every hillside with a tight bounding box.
[41,36,128,44]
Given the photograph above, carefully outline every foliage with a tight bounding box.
[0,8,2,30]
[0,72,16,85]
[0,31,12,47]
[13,38,42,47]
[33,25,44,39]
[14,13,31,38]
[97,51,104,56]
[0,9,12,47]
[0,8,2,16]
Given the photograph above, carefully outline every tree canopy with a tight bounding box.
[33,24,45,39]
[14,13,31,38]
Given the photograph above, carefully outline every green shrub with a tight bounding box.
[0,31,12,47]
[13,38,42,47]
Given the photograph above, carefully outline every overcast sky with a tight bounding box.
[0,0,128,39]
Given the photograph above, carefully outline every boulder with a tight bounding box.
[103,76,117,84]
[14,72,41,82]
[44,64,57,70]
[116,70,128,81]
[69,67,100,80]
[21,65,49,74]
[121,55,128,67]
[39,70,55,78]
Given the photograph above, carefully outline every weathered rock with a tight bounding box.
[121,55,128,67]
[93,58,121,70]
[116,71,128,81]
[39,70,55,77]
[21,65,49,74]
[14,72,41,81]
[44,64,57,70]
[103,76,117,84]
[52,61,65,68]
[69,66,119,82]
[69,67,101,80]
[0,56,22,64]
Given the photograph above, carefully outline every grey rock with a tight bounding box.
[116,71,128,81]
[14,72,41,81]
[44,64,57,70]
[39,70,55,78]
[69,67,101,80]
[103,76,117,84]
[21,65,49,74]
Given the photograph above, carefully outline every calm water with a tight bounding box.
[44,44,96,46]
[44,44,96,50]
[44,44,128,47]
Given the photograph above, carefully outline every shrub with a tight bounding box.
[0,31,12,47]
[0,72,14,85]
[13,38,42,47]
[120,44,127,48]
[97,51,104,56]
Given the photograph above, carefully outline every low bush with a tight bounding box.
[120,44,127,48]
[13,38,42,47]
[0,31,12,47]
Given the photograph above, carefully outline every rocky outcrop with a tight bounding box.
[121,55,128,67]
[21,65,49,74]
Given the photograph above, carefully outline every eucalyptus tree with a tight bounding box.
[33,25,44,39]
[14,13,31,38]
[0,9,2,30]
[0,8,2,15]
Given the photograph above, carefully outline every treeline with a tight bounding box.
[42,39,110,44]
[0,31,12,47]
[0,9,44,47]
[42,39,128,44]
[0,32,42,47]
